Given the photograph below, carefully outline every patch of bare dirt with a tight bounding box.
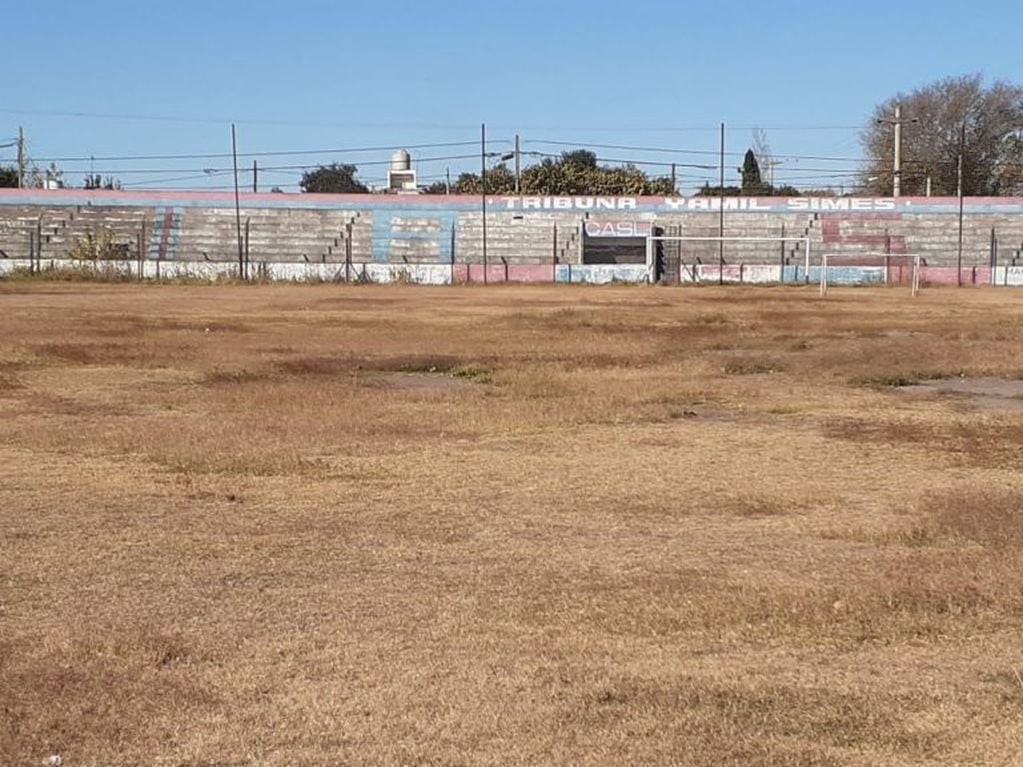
[900,376,1023,412]
[361,371,475,391]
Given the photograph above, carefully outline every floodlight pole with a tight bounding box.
[719,122,725,286]
[893,103,902,198]
[481,122,488,285]
[17,127,25,188]
[878,104,917,197]
[232,123,245,280]
[514,133,521,194]
[956,120,965,287]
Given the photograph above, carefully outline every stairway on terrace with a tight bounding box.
[44,205,154,259]
[455,214,581,265]
[654,213,816,270]
[0,206,72,259]
[815,212,1023,266]
[173,208,369,263]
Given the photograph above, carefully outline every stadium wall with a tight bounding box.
[3,189,1023,285]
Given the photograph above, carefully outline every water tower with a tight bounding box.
[387,149,418,193]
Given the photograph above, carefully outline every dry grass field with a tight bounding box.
[2,281,1022,766]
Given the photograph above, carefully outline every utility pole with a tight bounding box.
[252,160,258,193]
[956,120,965,287]
[719,122,725,286]
[17,127,25,188]
[877,104,916,197]
[893,103,902,198]
[514,133,521,194]
[232,123,244,279]
[670,162,676,193]
[763,158,784,188]
[481,122,488,285]
[445,167,451,195]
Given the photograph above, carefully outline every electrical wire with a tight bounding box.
[30,140,500,164]
[527,139,865,165]
[62,152,487,177]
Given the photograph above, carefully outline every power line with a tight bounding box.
[65,152,487,177]
[530,138,739,159]
[0,109,867,133]
[0,106,488,131]
[485,123,862,133]
[527,138,865,164]
[528,150,716,170]
[120,174,215,187]
[31,140,496,164]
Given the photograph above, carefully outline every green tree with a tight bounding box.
[421,180,451,195]
[299,163,368,193]
[694,183,743,197]
[519,152,674,195]
[560,149,598,169]
[861,74,1023,196]
[739,149,767,195]
[521,157,579,194]
[451,152,679,196]
[454,163,516,194]
[0,166,17,187]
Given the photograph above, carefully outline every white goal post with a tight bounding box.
[644,235,812,284]
[818,252,923,297]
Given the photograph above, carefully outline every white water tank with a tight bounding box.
[387,149,417,193]
[390,149,411,173]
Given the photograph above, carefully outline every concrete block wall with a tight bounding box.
[55,206,152,258]
[4,191,1023,284]
[0,206,74,259]
[650,212,815,270]
[454,212,582,266]
[174,207,363,263]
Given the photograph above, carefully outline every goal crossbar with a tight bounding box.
[818,251,923,297]
[644,235,812,284]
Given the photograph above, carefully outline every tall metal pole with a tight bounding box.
[232,123,245,279]
[956,120,965,287]
[252,160,258,193]
[514,133,521,194]
[719,122,725,286]
[893,103,902,198]
[481,122,488,285]
[670,162,676,193]
[17,127,25,188]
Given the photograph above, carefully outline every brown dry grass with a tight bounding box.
[2,282,1023,766]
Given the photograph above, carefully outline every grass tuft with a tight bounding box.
[723,356,785,375]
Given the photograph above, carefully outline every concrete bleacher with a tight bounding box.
[455,213,581,265]
[173,207,369,263]
[0,206,72,259]
[811,212,1002,266]
[652,213,815,271]
[3,191,1023,284]
[53,206,152,259]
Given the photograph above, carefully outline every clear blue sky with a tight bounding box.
[2,0,1019,193]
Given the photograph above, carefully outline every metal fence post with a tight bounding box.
[346,223,353,283]
[553,222,558,283]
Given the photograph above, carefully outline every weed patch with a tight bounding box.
[723,356,785,375]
